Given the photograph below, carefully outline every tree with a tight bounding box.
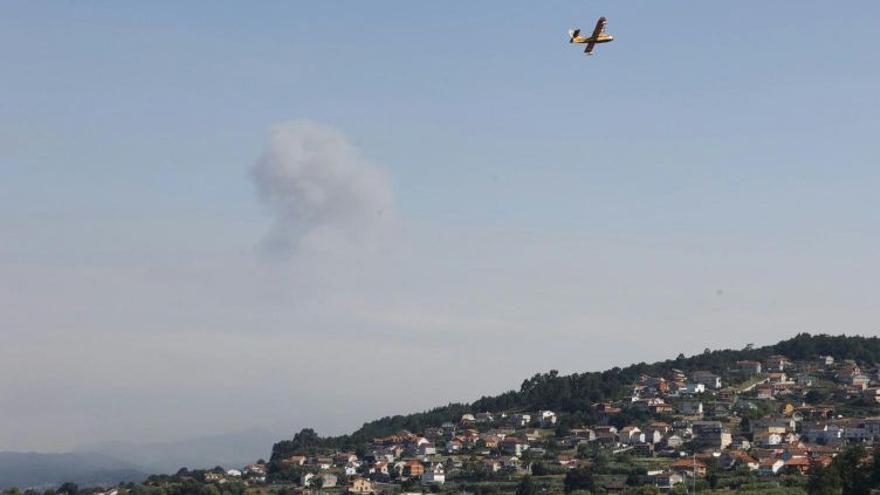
[808,462,841,495]
[564,468,594,493]
[836,445,870,495]
[516,475,537,495]
[56,483,78,495]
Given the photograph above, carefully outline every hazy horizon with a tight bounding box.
[4,1,880,453]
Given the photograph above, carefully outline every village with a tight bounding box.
[147,353,880,495]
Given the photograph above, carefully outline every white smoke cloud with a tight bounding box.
[251,120,395,255]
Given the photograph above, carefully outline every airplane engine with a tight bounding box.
[568,29,580,42]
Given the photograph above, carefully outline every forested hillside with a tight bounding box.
[272,333,880,460]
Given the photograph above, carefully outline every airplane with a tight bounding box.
[569,16,614,55]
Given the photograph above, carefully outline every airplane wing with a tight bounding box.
[590,16,607,39]
[584,41,596,55]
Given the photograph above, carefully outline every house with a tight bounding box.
[692,421,732,449]
[682,383,706,395]
[649,471,684,490]
[677,401,704,416]
[501,456,523,472]
[766,355,791,372]
[737,361,763,375]
[510,414,532,427]
[670,459,706,478]
[796,374,816,386]
[313,457,334,470]
[619,426,645,444]
[756,384,775,400]
[345,462,361,476]
[664,434,684,449]
[539,410,557,427]
[593,426,619,447]
[801,423,844,445]
[594,402,622,420]
[445,439,462,453]
[640,375,670,394]
[204,472,224,482]
[371,461,389,476]
[767,372,788,383]
[644,429,663,444]
[480,435,500,449]
[524,429,542,442]
[753,430,783,446]
[650,402,675,415]
[302,473,338,488]
[649,422,671,435]
[749,417,794,434]
[349,478,376,494]
[632,443,655,457]
[420,463,445,485]
[283,455,307,466]
[418,443,436,456]
[784,457,812,475]
[475,412,495,423]
[720,450,759,471]
[690,371,722,389]
[569,428,596,441]
[404,460,425,477]
[501,437,529,457]
[718,388,738,401]
[759,458,785,476]
[244,464,267,483]
[336,453,359,465]
[864,417,880,437]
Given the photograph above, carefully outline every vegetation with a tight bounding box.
[272,333,880,462]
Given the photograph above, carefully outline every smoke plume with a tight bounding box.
[251,120,395,255]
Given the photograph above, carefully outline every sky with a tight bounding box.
[2,1,880,452]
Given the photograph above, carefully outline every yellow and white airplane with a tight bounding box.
[569,16,614,55]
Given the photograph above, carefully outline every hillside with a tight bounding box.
[271,333,880,458]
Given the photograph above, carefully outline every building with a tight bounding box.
[737,361,763,375]
[690,371,722,389]
[421,463,445,485]
[349,477,376,494]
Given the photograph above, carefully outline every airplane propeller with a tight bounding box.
[568,28,580,43]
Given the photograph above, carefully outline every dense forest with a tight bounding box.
[270,333,880,464]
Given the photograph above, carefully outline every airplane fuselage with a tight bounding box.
[572,34,614,44]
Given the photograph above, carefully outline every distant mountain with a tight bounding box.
[75,428,277,475]
[0,451,146,490]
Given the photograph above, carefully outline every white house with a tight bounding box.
[421,463,445,485]
[678,401,704,416]
[682,383,706,395]
[690,371,722,389]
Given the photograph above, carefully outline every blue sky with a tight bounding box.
[2,1,880,452]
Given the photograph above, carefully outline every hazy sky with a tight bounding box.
[3,1,880,452]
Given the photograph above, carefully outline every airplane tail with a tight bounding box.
[568,28,580,43]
